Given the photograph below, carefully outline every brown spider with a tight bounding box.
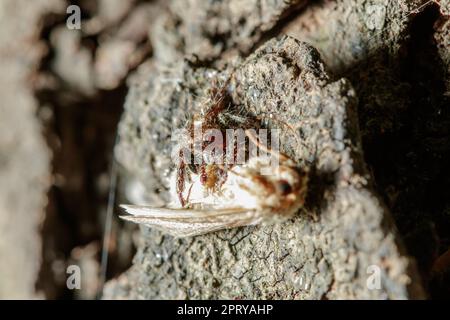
[173,75,304,208]
[174,78,258,207]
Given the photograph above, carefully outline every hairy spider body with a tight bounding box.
[174,78,259,207]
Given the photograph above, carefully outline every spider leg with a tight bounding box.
[185,183,194,204]
[200,163,208,185]
[176,153,187,207]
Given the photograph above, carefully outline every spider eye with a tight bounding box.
[276,179,292,195]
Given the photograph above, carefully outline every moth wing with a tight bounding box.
[119,204,262,237]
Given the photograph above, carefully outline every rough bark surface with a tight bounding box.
[106,36,425,299]
[104,0,450,300]
[152,0,308,63]
[0,0,448,300]
[283,0,450,298]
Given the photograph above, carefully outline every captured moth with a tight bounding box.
[120,156,308,237]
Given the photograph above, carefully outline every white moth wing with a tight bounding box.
[120,205,263,237]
